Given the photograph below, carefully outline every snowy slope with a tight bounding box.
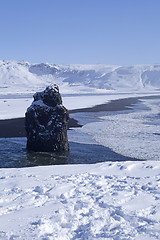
[1,60,160,94]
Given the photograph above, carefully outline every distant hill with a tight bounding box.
[0,60,160,94]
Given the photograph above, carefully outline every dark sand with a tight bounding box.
[0,95,159,138]
[0,117,82,138]
[69,97,140,113]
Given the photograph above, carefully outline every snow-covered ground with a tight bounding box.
[0,92,157,120]
[0,61,160,239]
[0,161,160,240]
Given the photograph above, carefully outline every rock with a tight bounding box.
[25,84,70,152]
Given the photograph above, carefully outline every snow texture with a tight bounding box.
[0,162,160,239]
[77,97,160,161]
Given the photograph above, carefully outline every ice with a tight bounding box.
[77,97,160,160]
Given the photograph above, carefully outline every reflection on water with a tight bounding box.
[0,137,139,168]
[0,138,68,167]
[26,151,68,166]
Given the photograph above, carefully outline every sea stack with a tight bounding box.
[25,84,70,152]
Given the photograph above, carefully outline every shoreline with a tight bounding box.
[0,117,82,138]
[0,95,159,138]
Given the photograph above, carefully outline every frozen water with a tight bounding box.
[77,96,160,160]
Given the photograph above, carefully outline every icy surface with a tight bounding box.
[77,98,160,160]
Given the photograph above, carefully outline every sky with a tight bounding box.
[0,0,160,65]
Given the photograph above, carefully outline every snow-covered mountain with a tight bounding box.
[1,60,160,94]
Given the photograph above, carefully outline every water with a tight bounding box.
[0,137,139,168]
[0,95,159,168]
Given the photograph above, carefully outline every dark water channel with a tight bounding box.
[0,138,139,168]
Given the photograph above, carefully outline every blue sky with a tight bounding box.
[0,0,160,65]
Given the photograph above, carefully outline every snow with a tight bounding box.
[0,162,160,239]
[77,97,160,160]
[1,60,160,95]
[0,93,160,120]
[0,60,160,239]
[0,98,32,119]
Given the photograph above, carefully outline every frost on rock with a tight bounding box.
[25,84,70,152]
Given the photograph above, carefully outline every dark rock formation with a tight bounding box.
[25,84,70,152]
